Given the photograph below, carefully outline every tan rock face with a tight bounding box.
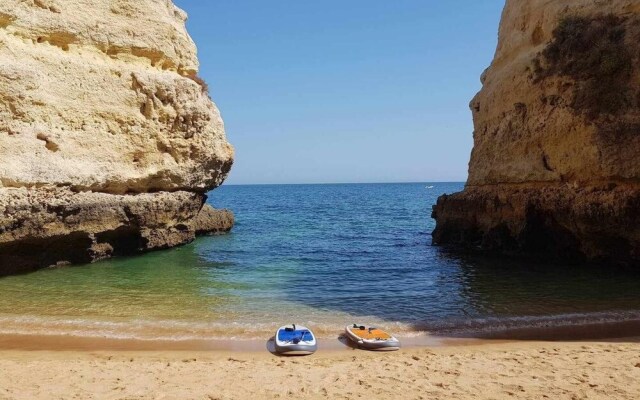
[0,0,234,275]
[0,0,233,193]
[467,0,640,186]
[194,205,234,236]
[433,0,640,266]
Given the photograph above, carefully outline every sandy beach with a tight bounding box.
[1,339,639,399]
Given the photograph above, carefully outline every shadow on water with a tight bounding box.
[418,251,640,341]
[275,244,640,340]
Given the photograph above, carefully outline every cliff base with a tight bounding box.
[432,185,640,267]
[0,188,234,276]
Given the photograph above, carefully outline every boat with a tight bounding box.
[274,324,318,355]
[345,324,401,351]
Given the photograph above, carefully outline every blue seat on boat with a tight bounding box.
[278,329,313,342]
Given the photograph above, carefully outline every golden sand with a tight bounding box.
[0,339,639,399]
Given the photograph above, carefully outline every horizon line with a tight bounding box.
[220,180,467,187]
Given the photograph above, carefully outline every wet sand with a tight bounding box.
[0,332,461,352]
[0,336,639,399]
[3,317,640,353]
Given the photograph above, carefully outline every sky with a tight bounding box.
[174,0,505,185]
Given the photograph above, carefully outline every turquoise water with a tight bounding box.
[1,183,640,340]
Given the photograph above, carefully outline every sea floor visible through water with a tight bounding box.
[1,183,640,345]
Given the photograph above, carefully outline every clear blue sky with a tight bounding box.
[174,0,505,184]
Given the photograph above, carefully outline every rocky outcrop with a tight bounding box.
[432,0,640,266]
[194,205,234,236]
[0,0,234,275]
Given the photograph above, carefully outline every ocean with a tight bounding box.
[1,182,640,342]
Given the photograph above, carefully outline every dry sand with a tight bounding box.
[1,339,640,399]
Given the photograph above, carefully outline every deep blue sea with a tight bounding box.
[1,182,640,340]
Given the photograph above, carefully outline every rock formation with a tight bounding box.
[194,205,234,236]
[0,0,234,275]
[432,0,640,266]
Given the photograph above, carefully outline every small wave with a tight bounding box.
[2,311,639,342]
[418,310,640,338]
[0,314,420,341]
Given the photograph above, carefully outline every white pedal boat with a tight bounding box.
[274,324,317,356]
[345,324,401,351]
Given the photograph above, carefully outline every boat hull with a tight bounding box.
[274,342,318,355]
[345,325,401,351]
[274,325,317,356]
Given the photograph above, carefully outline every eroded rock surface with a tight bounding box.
[194,205,234,236]
[0,0,234,275]
[433,0,640,266]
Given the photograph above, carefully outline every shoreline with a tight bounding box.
[2,316,640,352]
[0,320,640,353]
[0,332,475,352]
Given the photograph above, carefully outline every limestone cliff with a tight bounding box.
[433,0,640,266]
[0,0,234,275]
